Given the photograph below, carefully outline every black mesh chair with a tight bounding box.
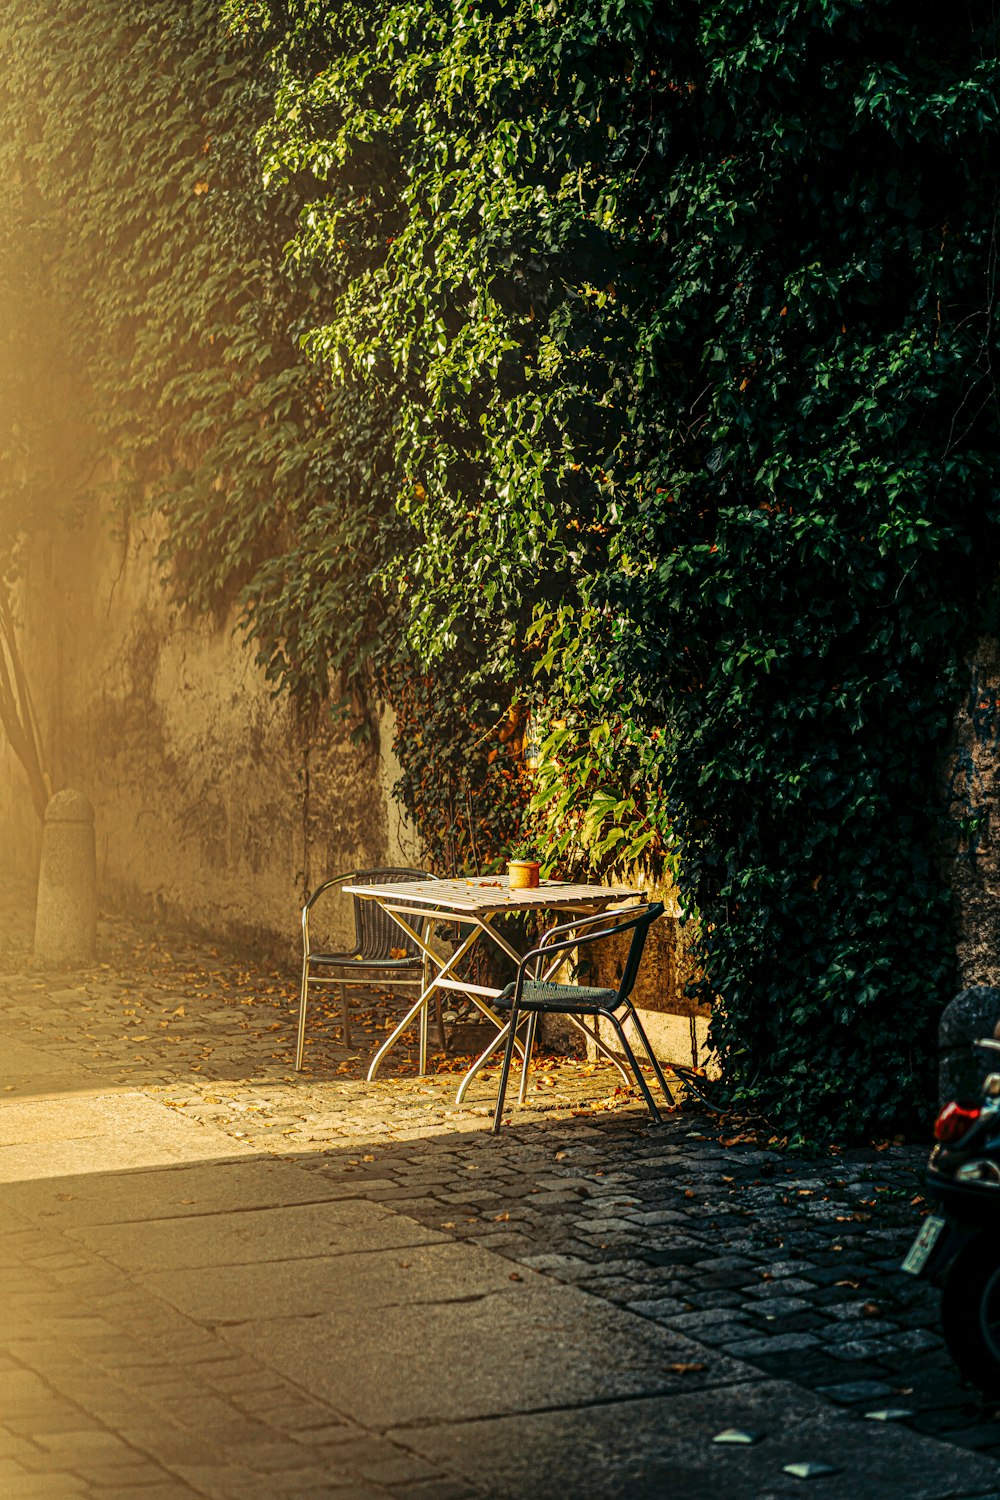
[491,901,675,1131]
[296,868,438,1070]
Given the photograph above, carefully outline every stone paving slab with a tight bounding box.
[221,1276,750,1429]
[0,1087,257,1182]
[0,1129,249,1184]
[67,1194,443,1270]
[3,1034,90,1081]
[0,1091,221,1146]
[60,1191,759,1436]
[0,1157,354,1225]
[397,1381,1000,1500]
[145,1238,526,1324]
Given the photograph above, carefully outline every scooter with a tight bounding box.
[903,1035,1000,1391]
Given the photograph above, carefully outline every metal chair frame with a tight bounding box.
[491,901,675,1132]
[296,867,439,1071]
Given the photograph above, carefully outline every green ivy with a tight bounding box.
[525,606,675,878]
[6,0,998,1137]
[231,0,1000,1137]
[385,668,530,874]
[0,0,388,720]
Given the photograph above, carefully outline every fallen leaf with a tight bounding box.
[665,1362,706,1374]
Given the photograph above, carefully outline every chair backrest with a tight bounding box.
[535,901,664,1003]
[569,901,664,1007]
[351,867,436,960]
[614,902,664,1004]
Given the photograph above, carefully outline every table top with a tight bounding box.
[343,876,644,916]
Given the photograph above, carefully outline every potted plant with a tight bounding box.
[507,843,541,890]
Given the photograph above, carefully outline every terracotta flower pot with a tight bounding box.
[508,859,540,890]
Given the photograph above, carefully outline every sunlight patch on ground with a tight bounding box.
[0,1088,257,1181]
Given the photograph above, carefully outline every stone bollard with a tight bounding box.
[939,986,1000,1106]
[33,790,98,967]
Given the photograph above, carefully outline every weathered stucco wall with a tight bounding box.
[0,502,418,956]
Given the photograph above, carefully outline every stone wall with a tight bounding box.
[0,503,418,957]
[949,637,1000,988]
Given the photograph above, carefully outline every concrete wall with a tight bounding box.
[0,502,418,957]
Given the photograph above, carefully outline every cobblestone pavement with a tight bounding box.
[2,877,999,1495]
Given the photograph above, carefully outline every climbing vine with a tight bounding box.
[0,0,387,720]
[5,0,1000,1136]
[386,671,530,873]
[230,0,1000,1137]
[0,0,527,865]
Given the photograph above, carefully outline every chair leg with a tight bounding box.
[423,953,445,1052]
[492,1006,521,1133]
[340,983,350,1049]
[419,987,428,1075]
[604,1011,662,1124]
[623,1002,675,1107]
[517,1011,538,1105]
[295,958,311,1071]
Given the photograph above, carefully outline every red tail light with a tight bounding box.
[934,1102,982,1143]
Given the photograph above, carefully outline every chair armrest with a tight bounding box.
[536,904,644,951]
[301,875,354,952]
[302,876,352,917]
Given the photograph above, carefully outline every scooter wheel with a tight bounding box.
[941,1235,1000,1393]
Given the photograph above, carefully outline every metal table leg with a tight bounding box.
[367,922,480,1081]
